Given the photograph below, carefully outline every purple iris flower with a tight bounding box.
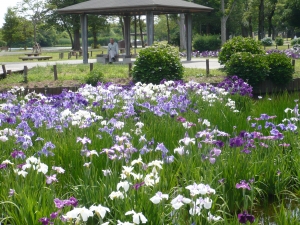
[11,150,26,159]
[236,180,251,190]
[238,211,255,224]
[9,189,15,196]
[67,196,78,207]
[50,211,59,219]
[260,114,269,120]
[214,140,224,148]
[132,181,145,190]
[54,198,65,209]
[0,164,8,169]
[38,217,51,225]
[229,137,244,147]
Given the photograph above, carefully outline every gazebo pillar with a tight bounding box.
[185,13,192,61]
[146,11,154,46]
[80,14,88,64]
[123,15,131,58]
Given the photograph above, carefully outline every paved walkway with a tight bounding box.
[0,58,222,74]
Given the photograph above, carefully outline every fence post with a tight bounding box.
[53,65,58,80]
[1,65,7,79]
[128,63,132,77]
[288,44,289,49]
[76,53,78,59]
[90,63,93,72]
[206,59,209,76]
[292,59,295,71]
[91,51,92,57]
[276,44,278,49]
[68,52,71,59]
[24,66,28,83]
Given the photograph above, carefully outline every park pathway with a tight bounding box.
[0,58,222,75]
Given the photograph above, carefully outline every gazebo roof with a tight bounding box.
[57,0,213,15]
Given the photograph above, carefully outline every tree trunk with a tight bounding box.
[249,17,253,37]
[258,0,265,40]
[221,0,227,45]
[241,25,248,37]
[166,14,170,44]
[138,16,145,47]
[61,17,74,48]
[267,2,277,40]
[73,28,81,50]
[206,23,211,34]
[119,16,125,39]
[134,16,137,48]
[33,22,37,44]
[178,14,186,50]
[92,31,97,48]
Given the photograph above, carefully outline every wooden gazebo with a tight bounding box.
[57,0,213,63]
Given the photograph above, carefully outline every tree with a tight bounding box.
[221,0,238,44]
[154,15,177,43]
[46,0,87,50]
[88,15,109,48]
[19,19,34,49]
[265,0,278,39]
[258,0,265,40]
[284,0,300,28]
[2,8,21,49]
[18,0,50,43]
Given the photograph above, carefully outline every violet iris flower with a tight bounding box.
[236,180,251,190]
[237,211,255,224]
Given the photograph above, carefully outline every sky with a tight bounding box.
[0,0,20,28]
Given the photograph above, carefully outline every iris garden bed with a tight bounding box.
[1,76,300,224]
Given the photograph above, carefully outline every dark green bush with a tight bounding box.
[192,35,221,52]
[266,53,294,86]
[0,40,7,46]
[291,38,300,46]
[218,36,264,65]
[225,52,269,87]
[132,43,184,84]
[85,69,105,86]
[275,37,284,46]
[261,37,273,46]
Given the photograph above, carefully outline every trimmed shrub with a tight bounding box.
[218,36,264,65]
[193,35,221,52]
[261,37,273,46]
[85,69,105,86]
[266,53,294,86]
[291,38,300,46]
[225,52,269,87]
[275,37,284,46]
[132,42,184,84]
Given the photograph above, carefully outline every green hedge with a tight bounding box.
[192,35,221,52]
